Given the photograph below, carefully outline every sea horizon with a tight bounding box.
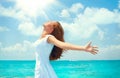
[0,59,120,61]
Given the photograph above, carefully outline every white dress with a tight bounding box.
[34,35,58,78]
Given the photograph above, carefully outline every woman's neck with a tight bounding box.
[41,31,49,38]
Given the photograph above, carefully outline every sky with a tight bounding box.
[0,0,120,60]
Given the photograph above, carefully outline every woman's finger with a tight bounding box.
[91,51,97,55]
[92,46,98,48]
[93,49,99,52]
[87,41,92,47]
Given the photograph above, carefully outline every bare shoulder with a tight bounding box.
[47,35,65,49]
[47,35,62,45]
[47,35,57,43]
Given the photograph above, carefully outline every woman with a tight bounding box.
[34,21,98,78]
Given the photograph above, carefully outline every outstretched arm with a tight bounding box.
[48,36,98,55]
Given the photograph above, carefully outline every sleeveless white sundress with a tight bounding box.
[34,35,58,78]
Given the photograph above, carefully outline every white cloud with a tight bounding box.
[0,0,62,38]
[0,4,31,21]
[117,34,120,37]
[60,50,96,60]
[0,4,15,17]
[97,29,105,40]
[15,0,56,18]
[99,45,120,60]
[60,6,120,40]
[79,7,120,39]
[61,21,98,39]
[0,26,10,32]
[18,22,42,36]
[0,0,57,22]
[85,8,119,25]
[70,3,84,13]
[78,7,119,25]
[60,9,70,18]
[0,40,35,60]
[60,3,84,18]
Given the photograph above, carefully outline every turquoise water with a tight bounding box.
[0,60,120,78]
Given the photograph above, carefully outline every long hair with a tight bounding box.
[50,21,65,60]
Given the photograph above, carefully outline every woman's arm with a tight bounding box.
[48,36,98,55]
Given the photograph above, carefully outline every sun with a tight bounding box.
[16,0,55,17]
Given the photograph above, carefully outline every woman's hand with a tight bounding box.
[84,42,98,55]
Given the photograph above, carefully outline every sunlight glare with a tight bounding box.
[16,0,55,17]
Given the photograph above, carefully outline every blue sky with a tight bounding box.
[0,0,120,60]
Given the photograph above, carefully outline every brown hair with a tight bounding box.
[50,21,65,60]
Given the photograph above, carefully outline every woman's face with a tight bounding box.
[43,22,54,34]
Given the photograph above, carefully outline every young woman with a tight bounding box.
[34,21,98,78]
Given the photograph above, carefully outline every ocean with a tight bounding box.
[0,60,120,78]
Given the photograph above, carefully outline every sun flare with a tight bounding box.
[16,0,55,17]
